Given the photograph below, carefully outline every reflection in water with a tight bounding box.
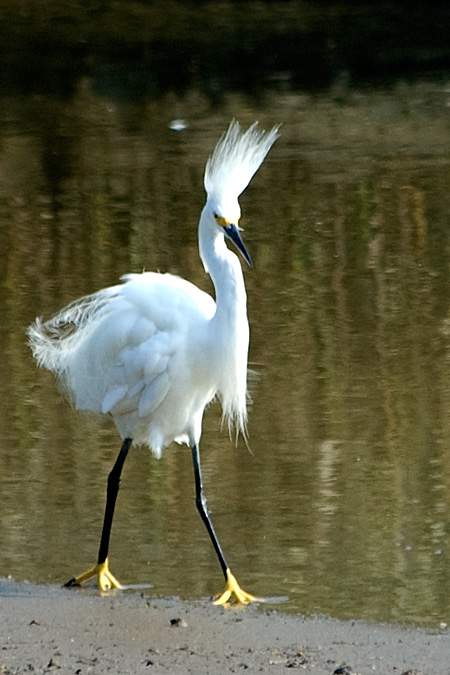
[1,81,450,625]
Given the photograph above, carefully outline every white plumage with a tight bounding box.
[205,120,279,201]
[28,120,279,603]
[29,272,217,457]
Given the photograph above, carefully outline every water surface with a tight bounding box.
[1,81,450,626]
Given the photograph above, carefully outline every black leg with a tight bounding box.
[64,437,132,588]
[97,437,132,564]
[191,443,228,580]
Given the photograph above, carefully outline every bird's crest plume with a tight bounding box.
[204,120,279,201]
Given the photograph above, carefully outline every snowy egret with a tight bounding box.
[28,120,279,605]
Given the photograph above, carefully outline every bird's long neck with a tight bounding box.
[198,211,248,331]
[198,206,249,434]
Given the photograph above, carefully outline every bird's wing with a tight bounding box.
[120,272,216,325]
[48,272,215,418]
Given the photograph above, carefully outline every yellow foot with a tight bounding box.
[64,558,123,591]
[213,569,260,606]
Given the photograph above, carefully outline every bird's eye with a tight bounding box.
[213,212,219,221]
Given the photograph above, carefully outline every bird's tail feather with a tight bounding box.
[27,289,115,375]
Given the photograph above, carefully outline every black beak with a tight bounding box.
[224,224,253,268]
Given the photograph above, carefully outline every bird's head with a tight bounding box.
[211,205,252,268]
[203,120,279,269]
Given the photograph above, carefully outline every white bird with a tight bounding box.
[28,120,279,605]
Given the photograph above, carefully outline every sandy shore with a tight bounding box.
[1,579,449,675]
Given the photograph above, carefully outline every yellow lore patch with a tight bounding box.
[213,213,235,228]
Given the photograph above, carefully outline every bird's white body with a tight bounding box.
[30,236,246,457]
[28,121,278,460]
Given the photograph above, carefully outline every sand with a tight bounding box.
[1,579,449,675]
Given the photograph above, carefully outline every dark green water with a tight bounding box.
[1,74,450,626]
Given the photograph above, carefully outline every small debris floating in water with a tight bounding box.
[168,119,188,131]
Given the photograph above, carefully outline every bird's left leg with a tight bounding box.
[191,443,258,605]
[64,437,132,590]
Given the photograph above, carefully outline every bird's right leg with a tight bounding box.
[64,437,132,590]
[191,443,259,605]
